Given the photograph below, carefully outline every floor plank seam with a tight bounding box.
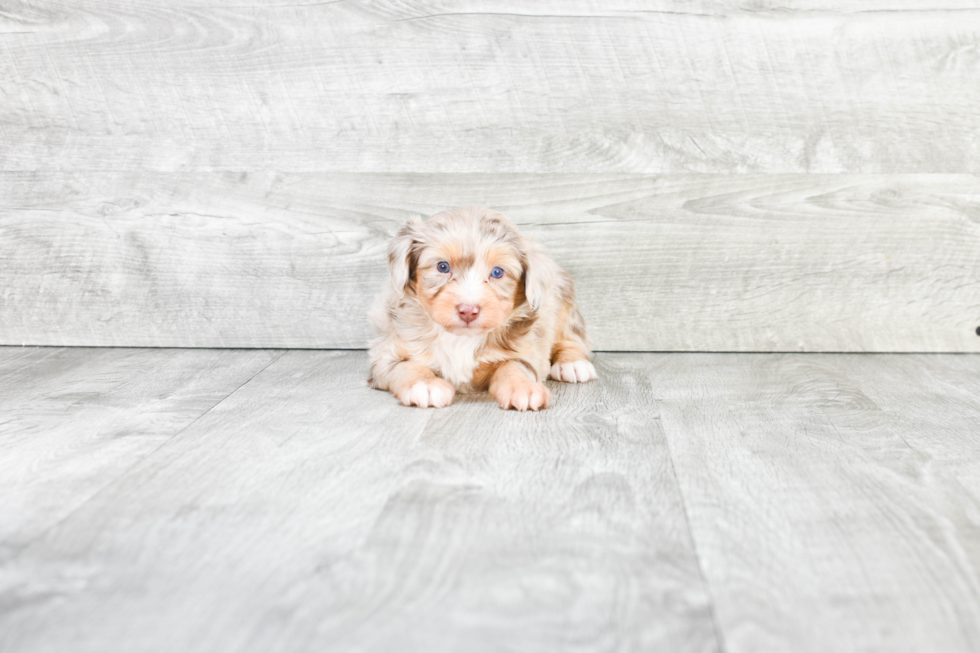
[656,404,729,653]
[6,350,288,561]
[202,350,290,416]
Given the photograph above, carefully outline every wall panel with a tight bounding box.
[2,1,978,173]
[3,172,978,351]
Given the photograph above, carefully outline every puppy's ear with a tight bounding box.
[388,215,426,296]
[520,236,558,312]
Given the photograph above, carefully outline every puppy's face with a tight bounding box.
[389,208,529,336]
[415,240,523,335]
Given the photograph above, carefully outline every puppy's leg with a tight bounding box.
[549,340,597,384]
[375,360,456,408]
[548,300,597,383]
[489,360,551,411]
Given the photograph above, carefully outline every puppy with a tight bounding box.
[368,206,595,411]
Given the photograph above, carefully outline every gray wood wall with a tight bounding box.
[2,1,979,351]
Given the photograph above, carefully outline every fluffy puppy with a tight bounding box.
[368,206,595,411]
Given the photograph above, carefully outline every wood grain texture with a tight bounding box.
[0,350,718,653]
[0,346,281,564]
[2,172,978,351]
[2,0,979,172]
[3,348,979,651]
[648,352,980,653]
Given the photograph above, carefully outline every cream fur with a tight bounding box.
[368,206,595,411]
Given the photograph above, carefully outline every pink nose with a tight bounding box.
[457,304,480,324]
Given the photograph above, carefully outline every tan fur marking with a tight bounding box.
[470,359,503,392]
[551,340,590,366]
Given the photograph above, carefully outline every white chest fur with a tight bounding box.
[427,330,485,387]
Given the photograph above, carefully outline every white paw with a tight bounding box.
[398,378,456,408]
[494,379,552,412]
[549,360,597,383]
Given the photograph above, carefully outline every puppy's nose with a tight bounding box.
[457,304,480,324]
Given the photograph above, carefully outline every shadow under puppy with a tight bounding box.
[369,206,596,411]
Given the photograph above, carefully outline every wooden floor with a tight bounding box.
[2,347,979,653]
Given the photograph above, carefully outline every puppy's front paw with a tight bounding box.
[549,360,597,383]
[493,378,552,412]
[396,378,456,408]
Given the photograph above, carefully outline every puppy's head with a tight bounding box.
[387,207,551,336]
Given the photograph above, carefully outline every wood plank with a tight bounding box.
[0,350,718,653]
[0,346,282,562]
[647,353,980,653]
[2,172,978,351]
[2,1,979,172]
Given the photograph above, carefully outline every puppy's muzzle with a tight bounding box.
[456,304,480,325]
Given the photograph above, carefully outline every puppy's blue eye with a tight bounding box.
[437,261,451,274]
[490,267,504,279]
